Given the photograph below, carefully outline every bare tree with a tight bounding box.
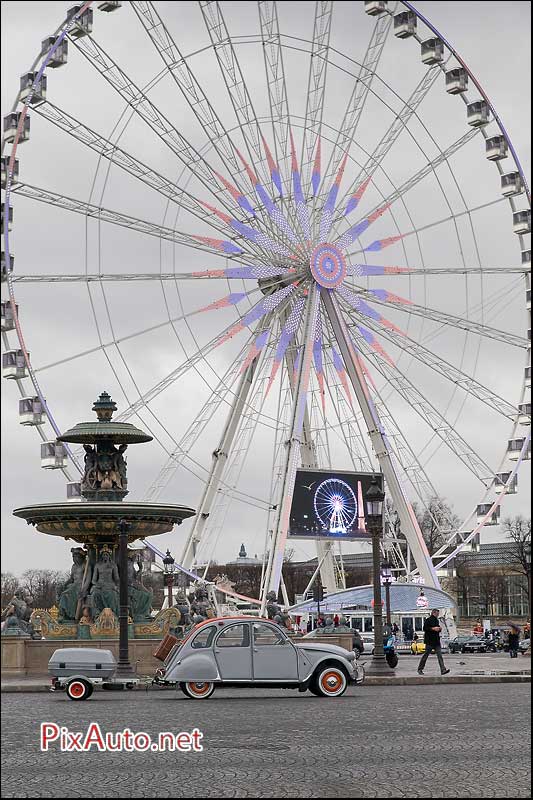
[502,516,531,609]
[20,569,68,609]
[388,496,460,556]
[412,497,461,556]
[1,572,19,611]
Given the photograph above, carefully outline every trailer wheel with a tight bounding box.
[66,679,92,701]
[181,681,215,699]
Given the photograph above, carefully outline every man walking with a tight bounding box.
[417,608,450,676]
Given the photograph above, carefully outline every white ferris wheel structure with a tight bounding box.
[1,0,531,610]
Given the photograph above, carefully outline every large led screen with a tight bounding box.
[288,469,384,540]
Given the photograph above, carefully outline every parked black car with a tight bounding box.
[461,637,489,653]
[448,635,473,654]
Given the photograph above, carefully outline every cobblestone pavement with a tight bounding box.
[1,684,530,798]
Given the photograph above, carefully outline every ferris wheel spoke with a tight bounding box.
[356,288,529,350]
[299,1,333,193]
[33,277,291,375]
[131,0,286,252]
[114,284,300,424]
[346,196,507,258]
[350,327,495,485]
[258,1,292,193]
[145,332,257,502]
[131,2,254,191]
[335,64,444,217]
[320,4,396,200]
[332,128,479,236]
[9,182,257,261]
[199,2,272,191]
[11,266,297,283]
[341,300,520,420]
[31,102,265,250]
[70,33,252,223]
[114,323,259,425]
[355,265,529,277]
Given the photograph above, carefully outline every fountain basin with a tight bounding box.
[13,501,195,543]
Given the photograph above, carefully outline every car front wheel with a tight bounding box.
[311,666,348,698]
[180,681,216,700]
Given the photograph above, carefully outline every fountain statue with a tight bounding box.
[1,588,38,638]
[89,545,120,618]
[189,580,216,623]
[57,547,92,622]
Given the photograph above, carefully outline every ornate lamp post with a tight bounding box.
[365,476,389,675]
[526,541,531,618]
[163,549,176,609]
[116,518,134,677]
[381,558,393,627]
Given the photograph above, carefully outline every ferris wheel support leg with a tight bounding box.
[275,308,338,601]
[321,290,440,591]
[261,286,324,612]
[179,353,262,570]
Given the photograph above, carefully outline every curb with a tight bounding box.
[1,674,530,692]
[363,674,531,685]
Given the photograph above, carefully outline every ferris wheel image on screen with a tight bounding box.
[313,478,358,535]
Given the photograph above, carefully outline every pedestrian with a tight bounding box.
[417,608,450,676]
[523,620,530,640]
[508,623,520,658]
[333,614,340,627]
[392,622,399,636]
[306,619,313,634]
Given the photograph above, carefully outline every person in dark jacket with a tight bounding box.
[417,608,450,675]
[507,623,520,658]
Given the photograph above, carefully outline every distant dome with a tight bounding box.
[227,543,262,566]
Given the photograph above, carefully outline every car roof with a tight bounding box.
[192,615,273,630]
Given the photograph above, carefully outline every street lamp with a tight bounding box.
[381,558,393,626]
[526,541,531,618]
[163,549,176,609]
[365,476,389,675]
[116,518,135,677]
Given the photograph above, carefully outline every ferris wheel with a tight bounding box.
[314,478,358,535]
[2,1,531,605]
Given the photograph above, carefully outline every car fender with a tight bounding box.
[165,653,219,683]
[299,652,355,683]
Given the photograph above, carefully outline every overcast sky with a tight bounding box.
[1,1,531,578]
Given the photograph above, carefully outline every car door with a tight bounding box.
[213,622,252,680]
[251,622,299,681]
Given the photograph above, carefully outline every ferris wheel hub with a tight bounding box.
[309,243,347,289]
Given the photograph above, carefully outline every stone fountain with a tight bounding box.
[12,392,195,675]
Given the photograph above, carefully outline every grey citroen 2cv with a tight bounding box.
[160,616,364,698]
